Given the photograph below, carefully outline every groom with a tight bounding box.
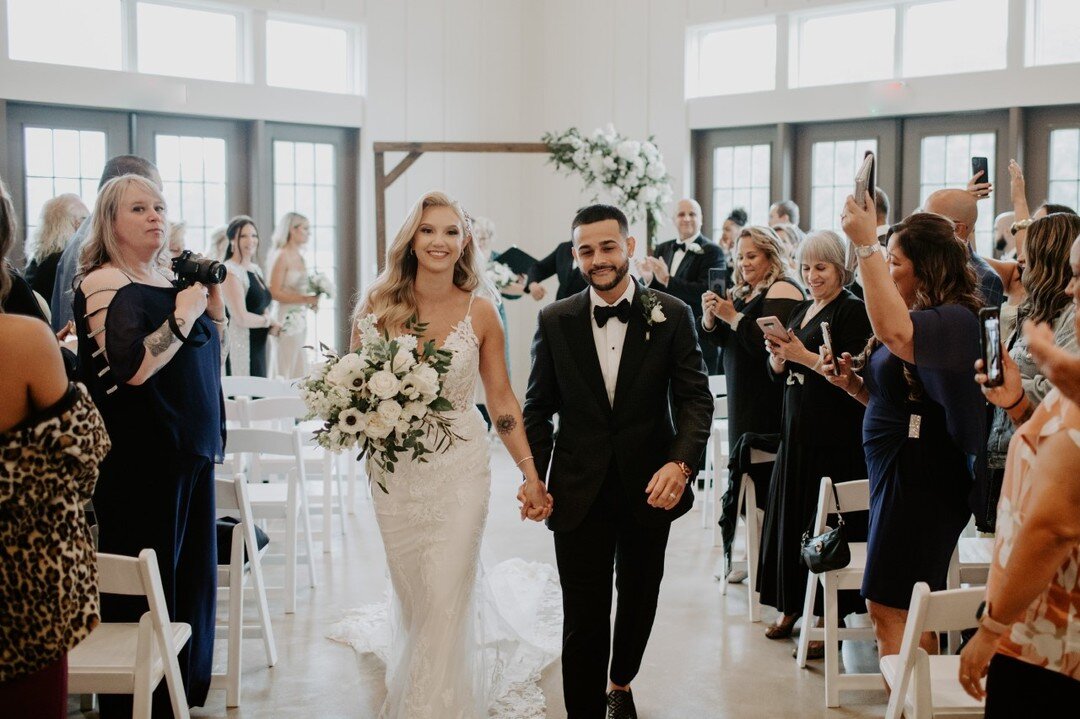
[522,204,713,718]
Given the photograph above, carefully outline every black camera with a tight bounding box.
[171,250,227,289]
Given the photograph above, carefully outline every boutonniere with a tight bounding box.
[684,242,704,254]
[640,289,666,341]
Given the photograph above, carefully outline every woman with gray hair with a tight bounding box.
[757,230,873,650]
[24,193,88,303]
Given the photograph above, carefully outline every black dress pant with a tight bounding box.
[94,449,217,719]
[553,466,671,718]
[985,654,1080,717]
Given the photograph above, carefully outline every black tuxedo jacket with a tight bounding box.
[648,234,726,317]
[526,241,589,300]
[523,282,714,532]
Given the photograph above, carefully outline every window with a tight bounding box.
[1048,128,1080,212]
[7,0,122,70]
[811,138,879,232]
[136,2,240,82]
[711,144,771,236]
[273,140,338,349]
[902,0,1007,78]
[791,8,895,88]
[1027,0,1080,67]
[266,19,352,94]
[22,127,106,243]
[155,135,228,255]
[690,22,776,98]
[919,132,996,256]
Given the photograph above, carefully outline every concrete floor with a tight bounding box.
[71,443,891,718]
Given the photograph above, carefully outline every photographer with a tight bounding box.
[74,174,225,718]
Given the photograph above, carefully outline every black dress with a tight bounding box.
[24,252,62,306]
[701,278,803,561]
[861,305,985,608]
[756,290,872,617]
[245,269,272,377]
[74,280,224,717]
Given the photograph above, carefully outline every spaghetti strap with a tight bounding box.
[465,292,476,317]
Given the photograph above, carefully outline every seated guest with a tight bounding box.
[924,188,1004,307]
[525,237,588,301]
[75,174,225,718]
[24,193,88,304]
[700,226,804,578]
[0,178,109,719]
[959,237,1080,711]
[639,198,727,373]
[758,231,872,648]
[769,200,800,229]
[828,202,985,659]
[223,215,276,377]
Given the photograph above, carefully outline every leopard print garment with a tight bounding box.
[0,383,111,682]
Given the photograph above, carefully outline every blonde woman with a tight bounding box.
[268,212,318,377]
[331,191,556,719]
[700,225,804,580]
[24,193,88,302]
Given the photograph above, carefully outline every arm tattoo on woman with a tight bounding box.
[495,414,517,435]
[144,321,178,357]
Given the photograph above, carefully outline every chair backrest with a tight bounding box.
[221,375,297,399]
[244,396,308,424]
[215,473,243,513]
[708,374,727,397]
[810,477,870,535]
[713,395,729,420]
[224,397,248,424]
[224,427,302,458]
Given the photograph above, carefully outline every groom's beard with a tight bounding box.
[585,257,630,292]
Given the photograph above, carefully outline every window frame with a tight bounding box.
[787,3,899,89]
[684,16,778,99]
[133,0,250,83]
[264,12,364,96]
[1025,0,1080,68]
[693,126,779,237]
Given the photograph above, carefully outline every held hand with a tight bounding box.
[175,282,209,322]
[269,321,282,337]
[645,462,687,510]
[527,282,547,301]
[966,170,993,199]
[307,294,320,308]
[974,342,1023,409]
[958,628,998,701]
[841,192,879,248]
[1025,320,1080,405]
[518,479,553,522]
[823,351,860,393]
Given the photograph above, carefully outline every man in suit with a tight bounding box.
[768,199,800,228]
[524,239,589,301]
[638,198,726,373]
[523,204,713,719]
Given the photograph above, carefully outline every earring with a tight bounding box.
[409,246,415,256]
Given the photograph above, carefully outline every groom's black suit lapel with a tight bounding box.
[612,282,647,416]
[560,289,612,417]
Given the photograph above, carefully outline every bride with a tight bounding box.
[334,191,557,718]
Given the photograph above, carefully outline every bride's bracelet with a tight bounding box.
[515,455,534,468]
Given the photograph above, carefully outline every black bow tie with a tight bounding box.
[594,299,632,328]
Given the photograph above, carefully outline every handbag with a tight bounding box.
[800,482,851,574]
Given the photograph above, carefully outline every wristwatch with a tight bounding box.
[853,243,880,259]
[976,600,1010,635]
[672,460,693,480]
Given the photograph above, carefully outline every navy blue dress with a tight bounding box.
[75,281,224,717]
[861,305,985,608]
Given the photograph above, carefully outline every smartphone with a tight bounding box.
[854,151,876,209]
[821,321,839,376]
[972,156,990,186]
[708,267,728,299]
[979,307,1004,387]
[756,315,790,342]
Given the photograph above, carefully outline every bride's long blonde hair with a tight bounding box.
[356,191,489,335]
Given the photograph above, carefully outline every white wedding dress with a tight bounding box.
[329,304,561,718]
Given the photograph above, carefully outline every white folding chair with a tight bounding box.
[796,477,879,707]
[880,582,986,719]
[68,549,192,719]
[221,375,297,400]
[701,374,728,530]
[719,447,773,623]
[211,474,278,707]
[944,536,994,652]
[224,428,318,614]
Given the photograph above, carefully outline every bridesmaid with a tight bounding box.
[268,212,319,378]
[222,215,277,377]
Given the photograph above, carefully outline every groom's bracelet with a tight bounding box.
[672,460,693,480]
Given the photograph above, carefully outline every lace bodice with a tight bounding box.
[440,314,481,413]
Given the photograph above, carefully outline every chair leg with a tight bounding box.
[286,482,298,615]
[796,573,820,668]
[744,477,761,623]
[824,574,841,708]
[226,565,243,707]
[297,475,318,588]
[946,548,961,653]
[250,551,278,666]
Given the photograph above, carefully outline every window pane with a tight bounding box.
[7,0,122,70]
[136,2,237,82]
[1030,0,1080,67]
[1048,181,1080,211]
[52,130,80,179]
[266,20,351,94]
[809,138,878,231]
[156,134,228,255]
[23,127,107,244]
[795,9,895,88]
[1050,129,1080,181]
[920,132,996,256]
[710,143,771,237]
[695,23,777,97]
[903,0,1007,78]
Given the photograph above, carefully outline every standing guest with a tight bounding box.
[828,201,984,660]
[719,208,747,282]
[223,215,277,377]
[0,176,108,719]
[700,226,804,578]
[958,236,1080,711]
[268,212,319,378]
[208,225,228,262]
[925,188,1004,307]
[993,211,1015,259]
[74,174,225,718]
[0,182,47,324]
[166,220,187,260]
[639,198,728,373]
[758,231,872,647]
[1026,321,1080,407]
[850,190,893,301]
[525,237,589,302]
[769,200,800,228]
[24,193,88,303]
[473,215,526,371]
[772,222,805,268]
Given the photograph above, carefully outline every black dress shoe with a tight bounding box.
[607,688,638,719]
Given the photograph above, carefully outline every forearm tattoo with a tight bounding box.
[495,414,518,435]
[144,321,179,357]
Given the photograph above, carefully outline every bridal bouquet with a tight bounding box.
[308,270,334,299]
[486,260,519,290]
[298,314,461,492]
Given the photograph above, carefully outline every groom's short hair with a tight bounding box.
[571,204,629,241]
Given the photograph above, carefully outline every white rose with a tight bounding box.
[408,365,440,401]
[603,156,617,170]
[646,161,667,180]
[588,155,606,175]
[392,345,416,372]
[650,305,666,324]
[402,401,429,420]
[337,407,368,435]
[615,140,640,162]
[395,419,412,436]
[642,141,658,159]
[377,399,403,424]
[363,412,393,440]
[640,186,659,204]
[368,370,401,399]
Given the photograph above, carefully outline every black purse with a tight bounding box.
[800,482,851,574]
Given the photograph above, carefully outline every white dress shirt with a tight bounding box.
[668,237,697,277]
[590,281,636,406]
